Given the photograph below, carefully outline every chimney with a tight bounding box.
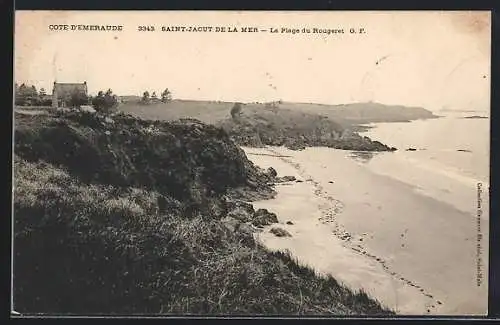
[83,81,87,84]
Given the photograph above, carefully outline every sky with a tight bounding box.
[14,11,491,112]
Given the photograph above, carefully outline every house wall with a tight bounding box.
[52,85,57,108]
[51,82,88,108]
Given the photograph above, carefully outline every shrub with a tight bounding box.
[230,103,243,119]
[14,111,261,203]
[92,89,119,114]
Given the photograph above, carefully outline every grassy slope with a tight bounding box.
[118,99,436,149]
[118,99,437,127]
[13,111,393,315]
[119,99,234,125]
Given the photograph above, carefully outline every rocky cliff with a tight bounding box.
[217,114,396,152]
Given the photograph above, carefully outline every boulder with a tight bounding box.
[277,175,296,183]
[252,208,278,227]
[266,167,278,178]
[226,200,255,222]
[270,227,292,237]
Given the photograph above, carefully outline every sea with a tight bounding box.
[356,110,490,216]
[243,109,490,315]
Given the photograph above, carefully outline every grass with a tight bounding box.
[13,110,394,315]
[117,99,437,128]
[119,99,234,125]
[14,158,392,315]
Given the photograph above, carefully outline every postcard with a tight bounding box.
[13,10,490,317]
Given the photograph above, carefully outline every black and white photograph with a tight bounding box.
[12,10,490,317]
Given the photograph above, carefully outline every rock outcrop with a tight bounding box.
[218,115,396,152]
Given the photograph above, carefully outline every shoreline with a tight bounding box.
[243,146,488,316]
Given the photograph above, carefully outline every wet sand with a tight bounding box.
[243,146,489,316]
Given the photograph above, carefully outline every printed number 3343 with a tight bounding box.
[138,26,155,31]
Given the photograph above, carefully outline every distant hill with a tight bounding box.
[276,101,438,127]
[118,99,397,151]
[118,99,438,128]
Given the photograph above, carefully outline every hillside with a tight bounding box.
[118,98,438,128]
[118,100,412,151]
[216,106,395,151]
[278,101,439,126]
[13,110,392,315]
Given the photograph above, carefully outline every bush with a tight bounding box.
[69,90,90,108]
[230,103,243,119]
[92,89,119,114]
[14,111,261,203]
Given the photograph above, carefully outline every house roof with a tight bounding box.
[53,82,87,97]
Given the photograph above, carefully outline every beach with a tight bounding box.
[243,145,489,315]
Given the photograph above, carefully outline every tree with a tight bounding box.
[230,102,243,119]
[92,89,118,114]
[141,91,150,104]
[38,88,51,105]
[15,83,38,106]
[14,83,22,105]
[161,88,172,102]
